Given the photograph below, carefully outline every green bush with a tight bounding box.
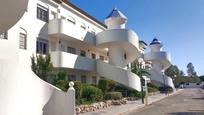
[128,90,141,97]
[74,81,82,105]
[159,86,173,93]
[55,80,69,92]
[57,70,67,80]
[98,79,109,94]
[82,84,103,103]
[147,83,159,90]
[148,87,159,93]
[105,92,122,100]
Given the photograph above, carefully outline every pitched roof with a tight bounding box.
[150,38,162,45]
[53,0,107,28]
[106,7,127,19]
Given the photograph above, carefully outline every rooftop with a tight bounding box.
[106,7,127,19]
[150,38,162,45]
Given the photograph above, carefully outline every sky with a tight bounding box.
[69,0,204,76]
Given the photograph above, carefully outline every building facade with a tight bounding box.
[0,0,175,114]
[144,38,175,90]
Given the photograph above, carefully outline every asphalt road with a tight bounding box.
[127,88,204,115]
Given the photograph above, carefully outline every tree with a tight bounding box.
[187,62,197,77]
[180,70,185,76]
[165,65,180,78]
[31,54,53,81]
[199,75,204,82]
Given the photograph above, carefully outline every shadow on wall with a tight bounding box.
[39,24,48,38]
[83,31,96,44]
[73,55,96,72]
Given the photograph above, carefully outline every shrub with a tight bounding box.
[147,83,159,90]
[148,87,159,93]
[159,86,173,93]
[55,80,69,92]
[57,70,67,80]
[105,92,122,100]
[82,84,103,103]
[98,79,109,94]
[128,90,141,98]
[74,81,82,105]
[107,80,117,91]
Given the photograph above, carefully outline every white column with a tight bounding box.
[109,46,126,67]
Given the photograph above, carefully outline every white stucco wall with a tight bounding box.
[0,0,76,115]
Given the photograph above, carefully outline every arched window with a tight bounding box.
[67,16,76,24]
[80,23,86,30]
[19,27,27,50]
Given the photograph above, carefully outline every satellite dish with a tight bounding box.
[0,0,28,33]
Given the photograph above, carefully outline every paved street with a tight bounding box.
[127,88,204,115]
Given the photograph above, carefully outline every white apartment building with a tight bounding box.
[0,0,175,114]
[144,38,175,90]
[0,0,142,114]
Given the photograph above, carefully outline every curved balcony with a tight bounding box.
[149,69,175,90]
[51,51,96,72]
[96,29,140,66]
[50,51,141,91]
[48,19,96,45]
[0,0,28,32]
[144,52,171,69]
[96,29,141,91]
[97,60,141,91]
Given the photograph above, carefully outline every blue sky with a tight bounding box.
[70,0,204,76]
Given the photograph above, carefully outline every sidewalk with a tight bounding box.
[80,90,182,115]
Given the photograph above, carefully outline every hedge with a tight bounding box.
[81,84,103,103]
[105,92,122,100]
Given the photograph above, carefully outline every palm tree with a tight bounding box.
[131,63,150,77]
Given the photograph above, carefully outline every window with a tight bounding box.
[81,75,87,83]
[67,46,76,54]
[37,5,48,22]
[69,75,76,81]
[92,53,96,59]
[36,39,48,54]
[0,32,8,40]
[80,50,86,57]
[19,33,27,49]
[80,23,86,30]
[124,53,127,60]
[99,56,104,61]
[67,16,76,24]
[92,76,97,84]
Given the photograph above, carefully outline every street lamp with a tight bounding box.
[143,62,152,105]
[142,76,151,105]
[138,58,145,104]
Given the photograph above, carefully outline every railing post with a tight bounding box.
[67,81,75,115]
